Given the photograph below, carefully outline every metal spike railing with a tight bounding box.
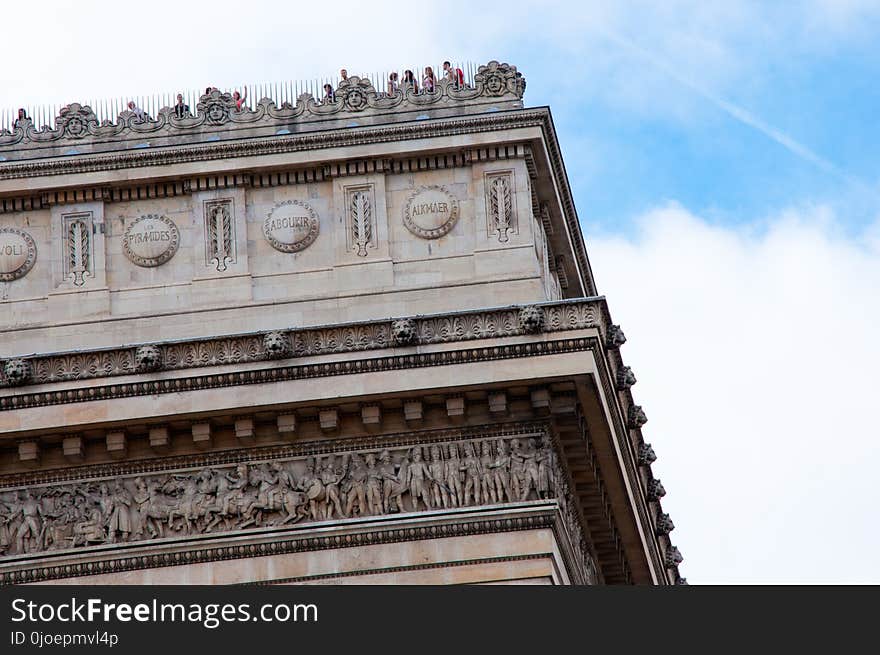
[2,61,482,134]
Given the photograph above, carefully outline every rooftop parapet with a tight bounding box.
[0,61,525,162]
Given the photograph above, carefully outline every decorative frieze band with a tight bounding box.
[0,433,560,559]
[0,300,602,390]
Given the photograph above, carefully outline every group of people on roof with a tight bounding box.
[10,62,469,131]
[323,61,465,103]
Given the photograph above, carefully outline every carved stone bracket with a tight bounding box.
[646,478,666,501]
[616,365,636,391]
[606,324,627,349]
[638,442,657,467]
[655,512,675,536]
[628,405,648,430]
[664,545,683,568]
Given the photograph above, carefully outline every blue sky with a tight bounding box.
[502,4,880,238]
[2,1,878,583]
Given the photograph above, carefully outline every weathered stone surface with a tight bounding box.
[0,59,674,587]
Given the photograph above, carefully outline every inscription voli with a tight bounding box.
[122,214,180,267]
[404,186,460,239]
[0,227,37,281]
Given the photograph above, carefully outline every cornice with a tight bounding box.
[0,337,597,412]
[0,109,548,181]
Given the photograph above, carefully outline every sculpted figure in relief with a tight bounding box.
[444,443,464,508]
[319,455,347,519]
[480,441,497,504]
[535,437,555,500]
[365,453,384,516]
[406,448,433,511]
[342,454,368,517]
[107,479,134,543]
[428,445,449,509]
[379,449,408,514]
[462,442,482,506]
[13,491,43,554]
[491,440,513,503]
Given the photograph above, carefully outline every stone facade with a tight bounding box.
[0,62,681,585]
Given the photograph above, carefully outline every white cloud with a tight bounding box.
[2,1,875,112]
[588,204,880,583]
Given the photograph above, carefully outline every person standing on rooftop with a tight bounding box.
[443,61,464,88]
[232,87,248,112]
[422,67,435,93]
[173,94,190,119]
[402,69,419,94]
[127,101,145,122]
[387,72,399,95]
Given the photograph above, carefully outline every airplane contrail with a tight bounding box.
[599,28,876,195]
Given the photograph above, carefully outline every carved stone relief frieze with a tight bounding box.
[263,200,319,253]
[403,185,459,239]
[204,199,235,272]
[61,212,93,286]
[0,434,563,560]
[344,185,377,257]
[484,170,517,243]
[0,227,37,282]
[122,214,180,267]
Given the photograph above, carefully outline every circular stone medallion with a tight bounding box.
[0,227,37,281]
[123,214,180,267]
[263,200,319,253]
[404,186,460,239]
